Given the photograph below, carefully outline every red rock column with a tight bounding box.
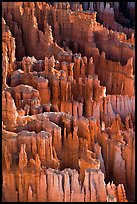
[53,127,62,156]
[37,79,50,104]
[60,78,67,101]
[4,146,12,171]
[52,78,60,100]
[2,91,18,130]
[15,92,21,108]
[22,57,32,74]
[28,185,33,202]
[84,99,92,118]
[80,59,85,76]
[2,42,8,87]
[88,57,95,76]
[85,77,93,100]
[37,133,46,163]
[83,56,88,75]
[78,103,83,117]
[49,55,55,73]
[78,78,84,101]
[74,54,81,80]
[69,62,74,79]
[72,101,78,117]
[61,61,68,76]
[68,81,73,101]
[44,57,49,75]
[19,144,28,170]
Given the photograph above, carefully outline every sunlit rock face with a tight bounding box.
[2,2,135,202]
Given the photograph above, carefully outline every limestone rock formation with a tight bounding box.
[2,1,135,202]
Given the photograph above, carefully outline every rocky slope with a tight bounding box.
[2,2,135,202]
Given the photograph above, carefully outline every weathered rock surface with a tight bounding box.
[2,1,135,202]
[2,166,128,202]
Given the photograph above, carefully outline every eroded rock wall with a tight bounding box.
[2,1,135,202]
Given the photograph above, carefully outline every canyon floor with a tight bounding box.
[2,2,135,202]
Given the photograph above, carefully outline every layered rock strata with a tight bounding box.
[2,1,135,202]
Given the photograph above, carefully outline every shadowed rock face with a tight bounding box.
[2,2,135,202]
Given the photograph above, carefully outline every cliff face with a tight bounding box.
[70,2,135,40]
[2,90,18,131]
[2,2,135,97]
[3,117,130,202]
[7,56,134,125]
[2,168,128,202]
[2,1,135,202]
[2,111,134,201]
[2,2,63,60]
[2,18,16,87]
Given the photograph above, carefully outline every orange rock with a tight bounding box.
[2,2,134,202]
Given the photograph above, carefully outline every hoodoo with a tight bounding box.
[2,2,135,202]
